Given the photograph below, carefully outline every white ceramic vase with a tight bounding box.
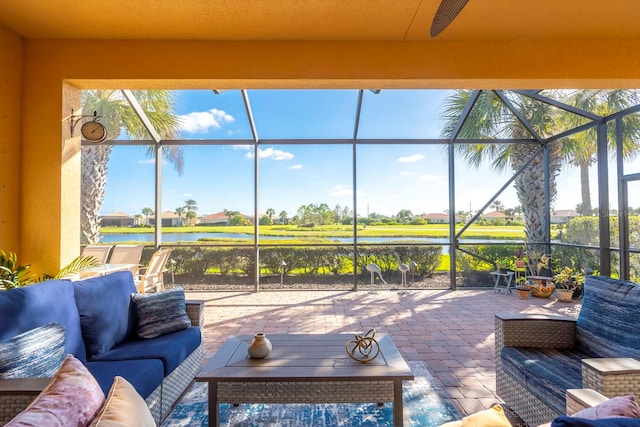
[247,332,272,359]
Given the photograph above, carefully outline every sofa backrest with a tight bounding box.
[0,279,87,362]
[576,275,640,358]
[73,271,138,361]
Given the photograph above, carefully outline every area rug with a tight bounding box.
[162,361,460,427]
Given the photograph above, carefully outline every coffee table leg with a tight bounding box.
[393,379,404,426]
[208,382,219,427]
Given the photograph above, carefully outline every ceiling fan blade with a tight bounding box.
[430,0,470,38]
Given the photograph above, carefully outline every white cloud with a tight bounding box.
[245,147,294,160]
[418,174,439,181]
[178,108,235,134]
[289,164,303,170]
[398,154,424,163]
[183,193,192,197]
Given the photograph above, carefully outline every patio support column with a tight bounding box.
[448,140,456,290]
[597,121,611,276]
[616,118,629,280]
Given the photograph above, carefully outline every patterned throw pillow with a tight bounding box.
[0,322,66,379]
[131,286,191,339]
[88,376,155,427]
[5,354,105,427]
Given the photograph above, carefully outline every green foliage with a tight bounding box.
[0,250,99,290]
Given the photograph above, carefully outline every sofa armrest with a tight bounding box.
[495,313,577,350]
[581,358,640,401]
[185,299,204,327]
[0,378,51,424]
[566,388,609,415]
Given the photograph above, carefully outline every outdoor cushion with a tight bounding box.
[86,358,164,399]
[501,346,589,415]
[0,279,87,362]
[576,276,640,359]
[0,322,65,379]
[88,376,155,427]
[131,286,191,339]
[74,271,137,360]
[92,326,201,376]
[4,354,105,427]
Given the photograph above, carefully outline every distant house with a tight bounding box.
[551,209,580,224]
[421,213,463,224]
[199,211,229,225]
[481,211,507,220]
[149,211,184,227]
[99,212,136,227]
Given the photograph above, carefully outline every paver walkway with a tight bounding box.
[186,288,581,416]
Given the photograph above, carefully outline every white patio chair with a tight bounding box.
[81,245,113,264]
[134,248,173,293]
[108,244,144,276]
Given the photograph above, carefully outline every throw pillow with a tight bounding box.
[131,286,191,339]
[439,404,512,427]
[0,322,65,379]
[88,376,155,427]
[573,396,640,420]
[5,354,105,427]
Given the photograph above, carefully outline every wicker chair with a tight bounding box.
[495,275,640,427]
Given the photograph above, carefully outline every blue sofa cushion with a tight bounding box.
[501,346,590,415]
[576,276,640,359]
[0,322,66,379]
[86,358,164,399]
[131,286,191,339]
[73,271,137,360]
[552,417,640,427]
[0,279,86,362]
[93,326,201,376]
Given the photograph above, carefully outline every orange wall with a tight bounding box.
[0,27,22,254]
[11,37,640,273]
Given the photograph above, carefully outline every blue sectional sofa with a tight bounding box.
[0,271,204,425]
[495,275,640,426]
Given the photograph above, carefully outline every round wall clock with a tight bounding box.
[81,121,107,143]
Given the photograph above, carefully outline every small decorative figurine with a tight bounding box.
[346,328,380,363]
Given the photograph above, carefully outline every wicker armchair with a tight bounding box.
[495,275,640,427]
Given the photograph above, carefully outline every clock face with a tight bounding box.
[81,121,107,143]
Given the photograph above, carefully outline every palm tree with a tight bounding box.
[556,90,640,214]
[441,90,562,246]
[81,90,183,244]
[141,207,154,226]
[490,200,505,212]
[184,199,198,226]
[278,210,288,224]
[175,207,186,226]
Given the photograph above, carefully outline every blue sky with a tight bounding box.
[101,89,627,218]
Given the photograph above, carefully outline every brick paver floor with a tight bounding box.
[185,288,581,416]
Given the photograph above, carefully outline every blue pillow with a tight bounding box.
[0,279,86,362]
[73,271,137,360]
[131,287,191,339]
[0,322,66,379]
[552,417,640,427]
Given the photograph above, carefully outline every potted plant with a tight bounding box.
[0,250,99,290]
[553,264,585,302]
[515,276,530,299]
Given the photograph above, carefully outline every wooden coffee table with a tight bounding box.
[196,333,414,426]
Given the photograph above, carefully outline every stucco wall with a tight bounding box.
[0,27,22,254]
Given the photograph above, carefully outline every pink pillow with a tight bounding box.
[573,395,640,420]
[6,354,105,427]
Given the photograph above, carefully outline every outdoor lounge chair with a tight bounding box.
[134,248,173,293]
[81,245,113,264]
[108,244,144,275]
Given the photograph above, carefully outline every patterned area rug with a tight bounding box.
[162,361,460,427]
